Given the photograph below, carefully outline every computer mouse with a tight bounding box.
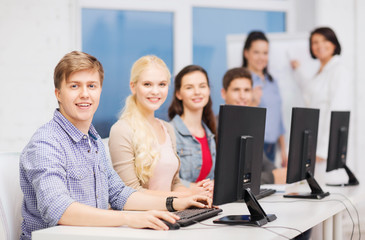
[161,220,180,230]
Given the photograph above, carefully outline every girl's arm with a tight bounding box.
[109,120,146,190]
[278,135,288,167]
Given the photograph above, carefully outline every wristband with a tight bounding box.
[166,196,177,212]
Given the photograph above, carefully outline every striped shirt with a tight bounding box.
[19,109,136,240]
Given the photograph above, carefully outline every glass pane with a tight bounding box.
[82,8,173,137]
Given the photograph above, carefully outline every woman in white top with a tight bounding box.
[291,27,354,161]
[109,55,210,198]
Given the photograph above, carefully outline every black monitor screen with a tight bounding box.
[286,108,319,184]
[285,107,329,199]
[213,105,266,205]
[327,111,350,171]
[326,111,359,186]
[212,105,276,226]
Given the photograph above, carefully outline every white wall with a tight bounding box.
[293,0,316,32]
[355,0,365,179]
[311,0,360,172]
[0,0,77,152]
[310,1,364,238]
[0,0,292,152]
[0,0,364,168]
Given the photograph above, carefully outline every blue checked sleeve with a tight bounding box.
[102,157,136,210]
[21,136,75,227]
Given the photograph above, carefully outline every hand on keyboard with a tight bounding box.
[190,179,214,198]
[160,219,180,230]
[174,194,212,211]
[125,210,179,230]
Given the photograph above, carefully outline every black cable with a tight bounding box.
[264,225,303,235]
[188,220,301,239]
[262,197,356,239]
[259,226,291,240]
[179,221,230,230]
[331,199,355,240]
[181,194,361,239]
[223,223,301,240]
[332,192,361,240]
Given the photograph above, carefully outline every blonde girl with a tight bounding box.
[109,55,209,197]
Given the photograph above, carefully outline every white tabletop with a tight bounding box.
[32,186,357,240]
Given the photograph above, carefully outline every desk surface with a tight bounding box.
[32,184,363,240]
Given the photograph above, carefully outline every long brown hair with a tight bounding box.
[168,65,216,136]
[242,31,273,82]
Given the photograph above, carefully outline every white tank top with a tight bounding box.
[148,120,179,191]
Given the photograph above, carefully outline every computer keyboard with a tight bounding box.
[256,188,276,200]
[175,208,223,227]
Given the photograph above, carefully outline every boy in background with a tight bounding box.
[220,67,286,185]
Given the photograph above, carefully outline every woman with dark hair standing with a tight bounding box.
[243,31,287,167]
[168,65,216,194]
[291,27,354,162]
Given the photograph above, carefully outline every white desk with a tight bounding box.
[32,188,356,240]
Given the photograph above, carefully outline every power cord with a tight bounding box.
[186,220,301,239]
[261,197,359,240]
[332,192,361,240]
[180,193,361,240]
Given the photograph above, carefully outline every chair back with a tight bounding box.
[0,152,23,240]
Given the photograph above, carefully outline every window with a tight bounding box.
[80,1,288,137]
[82,8,173,137]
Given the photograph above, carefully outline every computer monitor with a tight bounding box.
[284,107,329,199]
[326,111,359,186]
[213,105,276,226]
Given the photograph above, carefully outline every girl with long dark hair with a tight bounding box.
[168,65,216,193]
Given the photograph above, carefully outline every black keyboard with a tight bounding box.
[175,208,223,227]
[256,188,276,200]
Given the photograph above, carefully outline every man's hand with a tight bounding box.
[252,86,262,106]
[124,210,179,230]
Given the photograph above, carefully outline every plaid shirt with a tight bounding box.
[19,109,136,240]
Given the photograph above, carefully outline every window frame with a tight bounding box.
[75,0,294,74]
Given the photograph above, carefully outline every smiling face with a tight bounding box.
[176,70,210,112]
[311,33,336,63]
[244,39,269,74]
[55,69,101,133]
[221,77,253,106]
[130,65,169,115]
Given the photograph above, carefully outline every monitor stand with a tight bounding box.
[284,171,330,199]
[326,164,359,187]
[213,188,277,226]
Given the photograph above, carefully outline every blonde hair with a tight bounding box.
[121,55,171,184]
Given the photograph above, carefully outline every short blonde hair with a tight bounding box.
[54,51,104,89]
[121,55,171,184]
